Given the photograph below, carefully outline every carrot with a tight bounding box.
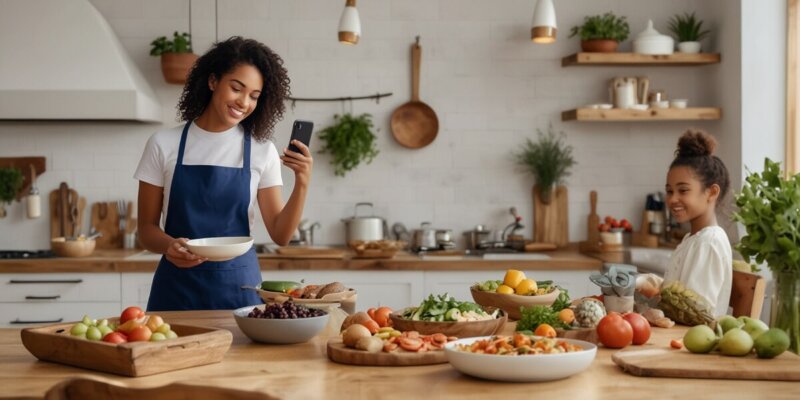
[670,339,683,349]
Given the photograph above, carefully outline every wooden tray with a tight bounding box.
[21,322,232,377]
[612,347,800,381]
[326,338,447,366]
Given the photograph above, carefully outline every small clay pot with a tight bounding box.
[581,39,619,53]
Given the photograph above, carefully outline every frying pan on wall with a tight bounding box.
[391,36,439,149]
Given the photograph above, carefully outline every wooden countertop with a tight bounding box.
[0,310,796,399]
[0,245,602,273]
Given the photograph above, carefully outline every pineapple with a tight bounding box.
[659,281,715,326]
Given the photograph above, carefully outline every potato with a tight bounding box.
[340,311,372,332]
[355,336,383,353]
[343,324,371,348]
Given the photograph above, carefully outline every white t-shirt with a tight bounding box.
[134,122,283,232]
[663,225,732,317]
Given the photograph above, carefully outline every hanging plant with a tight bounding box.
[318,113,380,177]
[0,167,23,218]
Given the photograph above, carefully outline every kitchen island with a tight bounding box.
[0,310,795,399]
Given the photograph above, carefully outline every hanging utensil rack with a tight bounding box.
[286,92,392,109]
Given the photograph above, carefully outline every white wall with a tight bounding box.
[0,0,759,249]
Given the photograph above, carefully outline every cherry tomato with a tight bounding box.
[596,312,633,349]
[622,312,652,345]
[120,306,145,324]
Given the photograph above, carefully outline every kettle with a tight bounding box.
[609,77,649,109]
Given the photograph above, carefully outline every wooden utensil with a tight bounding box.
[91,201,122,248]
[58,182,69,237]
[326,338,448,366]
[612,347,800,381]
[390,36,439,149]
[532,185,568,247]
[587,190,600,245]
[49,186,84,239]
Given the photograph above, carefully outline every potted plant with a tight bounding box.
[734,158,800,353]
[569,12,630,53]
[0,167,23,218]
[514,125,576,204]
[150,31,198,84]
[668,12,710,54]
[318,113,379,177]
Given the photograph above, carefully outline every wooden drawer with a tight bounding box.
[0,302,121,328]
[0,273,121,302]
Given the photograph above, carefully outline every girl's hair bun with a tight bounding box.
[676,129,716,158]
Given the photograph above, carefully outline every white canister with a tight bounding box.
[633,20,674,55]
[26,188,41,219]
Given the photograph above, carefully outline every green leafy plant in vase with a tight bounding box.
[734,158,800,353]
[668,12,710,54]
[569,12,630,53]
[318,113,379,177]
[0,167,24,218]
[514,125,576,205]
[150,31,198,84]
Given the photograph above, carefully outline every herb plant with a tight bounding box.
[514,125,576,203]
[0,167,23,204]
[569,12,630,42]
[318,113,379,177]
[668,12,710,42]
[150,31,193,56]
[516,288,571,332]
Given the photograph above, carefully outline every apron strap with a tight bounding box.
[176,121,191,166]
[243,131,251,170]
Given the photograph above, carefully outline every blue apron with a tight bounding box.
[147,121,262,311]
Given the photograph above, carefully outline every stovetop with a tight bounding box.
[0,250,56,259]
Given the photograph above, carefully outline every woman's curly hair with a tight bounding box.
[177,36,290,142]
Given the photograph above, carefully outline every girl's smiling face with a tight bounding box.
[206,63,263,130]
[665,165,720,224]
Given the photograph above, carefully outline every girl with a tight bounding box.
[134,37,312,311]
[663,130,732,317]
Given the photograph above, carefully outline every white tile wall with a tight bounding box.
[0,0,739,249]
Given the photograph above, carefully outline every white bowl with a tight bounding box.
[444,336,597,382]
[629,104,649,111]
[670,99,688,109]
[233,304,330,344]
[185,236,254,261]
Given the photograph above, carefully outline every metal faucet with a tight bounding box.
[501,207,524,242]
[298,220,321,246]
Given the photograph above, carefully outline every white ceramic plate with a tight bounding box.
[444,336,597,382]
[185,236,254,261]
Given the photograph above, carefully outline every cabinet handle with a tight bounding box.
[8,279,83,284]
[25,295,61,300]
[10,318,64,324]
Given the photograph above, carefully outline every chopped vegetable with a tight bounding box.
[401,293,496,322]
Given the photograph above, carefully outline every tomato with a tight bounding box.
[127,326,153,342]
[598,223,611,232]
[103,331,128,344]
[670,339,683,349]
[622,312,652,345]
[359,319,380,334]
[534,323,557,338]
[367,308,377,320]
[120,306,145,324]
[596,312,633,349]
[373,307,393,328]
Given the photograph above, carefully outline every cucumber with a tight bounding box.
[260,281,302,293]
[445,308,461,321]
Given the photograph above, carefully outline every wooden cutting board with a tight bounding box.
[326,338,448,366]
[612,347,800,381]
[532,185,568,247]
[275,247,346,259]
[90,202,124,249]
[48,188,85,239]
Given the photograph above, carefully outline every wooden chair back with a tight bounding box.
[729,270,766,319]
[45,378,278,400]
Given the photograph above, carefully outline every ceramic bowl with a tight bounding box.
[470,286,560,320]
[670,99,688,109]
[444,336,597,382]
[51,237,96,257]
[233,304,329,344]
[389,307,507,338]
[185,236,254,261]
[629,104,649,111]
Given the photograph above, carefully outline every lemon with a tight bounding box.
[496,285,515,295]
[503,269,526,289]
[515,279,538,295]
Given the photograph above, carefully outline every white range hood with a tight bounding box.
[0,0,161,122]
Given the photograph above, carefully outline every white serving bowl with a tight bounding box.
[233,304,330,344]
[185,236,254,261]
[444,336,597,382]
[670,99,688,109]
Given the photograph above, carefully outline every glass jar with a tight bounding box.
[770,270,800,354]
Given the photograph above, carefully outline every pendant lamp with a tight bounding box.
[531,0,557,43]
[338,0,361,45]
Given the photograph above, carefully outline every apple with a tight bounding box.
[145,315,165,332]
[120,306,145,324]
[738,316,769,340]
[103,331,128,344]
[116,319,144,334]
[128,326,152,342]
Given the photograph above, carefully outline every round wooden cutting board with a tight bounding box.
[326,338,448,366]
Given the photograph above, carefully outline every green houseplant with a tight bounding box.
[569,12,630,53]
[150,31,198,84]
[514,126,576,204]
[734,158,800,353]
[668,12,710,54]
[318,113,379,177]
[0,167,23,218]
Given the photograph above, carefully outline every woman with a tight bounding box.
[134,37,312,311]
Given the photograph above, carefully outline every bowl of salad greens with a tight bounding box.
[390,293,507,338]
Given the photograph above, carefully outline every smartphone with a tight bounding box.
[287,119,314,154]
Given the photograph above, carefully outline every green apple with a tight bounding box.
[70,322,88,336]
[754,328,790,359]
[719,328,754,356]
[738,316,769,340]
[718,315,744,333]
[86,326,103,341]
[683,325,718,354]
[150,332,167,342]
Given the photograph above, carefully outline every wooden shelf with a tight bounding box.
[561,107,722,122]
[561,52,721,67]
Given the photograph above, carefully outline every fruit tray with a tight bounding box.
[21,322,232,377]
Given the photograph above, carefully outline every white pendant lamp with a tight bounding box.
[338,0,361,45]
[531,0,557,43]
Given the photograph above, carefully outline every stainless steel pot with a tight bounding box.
[463,225,492,250]
[342,202,386,242]
[412,222,438,251]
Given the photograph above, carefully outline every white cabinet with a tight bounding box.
[1,302,122,327]
[120,272,155,311]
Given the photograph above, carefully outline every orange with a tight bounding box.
[558,308,575,324]
[534,323,556,338]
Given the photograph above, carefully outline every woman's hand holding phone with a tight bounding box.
[282,120,314,188]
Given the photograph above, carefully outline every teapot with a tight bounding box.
[609,77,650,109]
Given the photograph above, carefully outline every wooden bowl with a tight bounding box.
[389,308,507,338]
[469,286,560,320]
[51,237,95,257]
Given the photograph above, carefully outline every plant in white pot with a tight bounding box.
[150,31,198,84]
[668,12,710,54]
